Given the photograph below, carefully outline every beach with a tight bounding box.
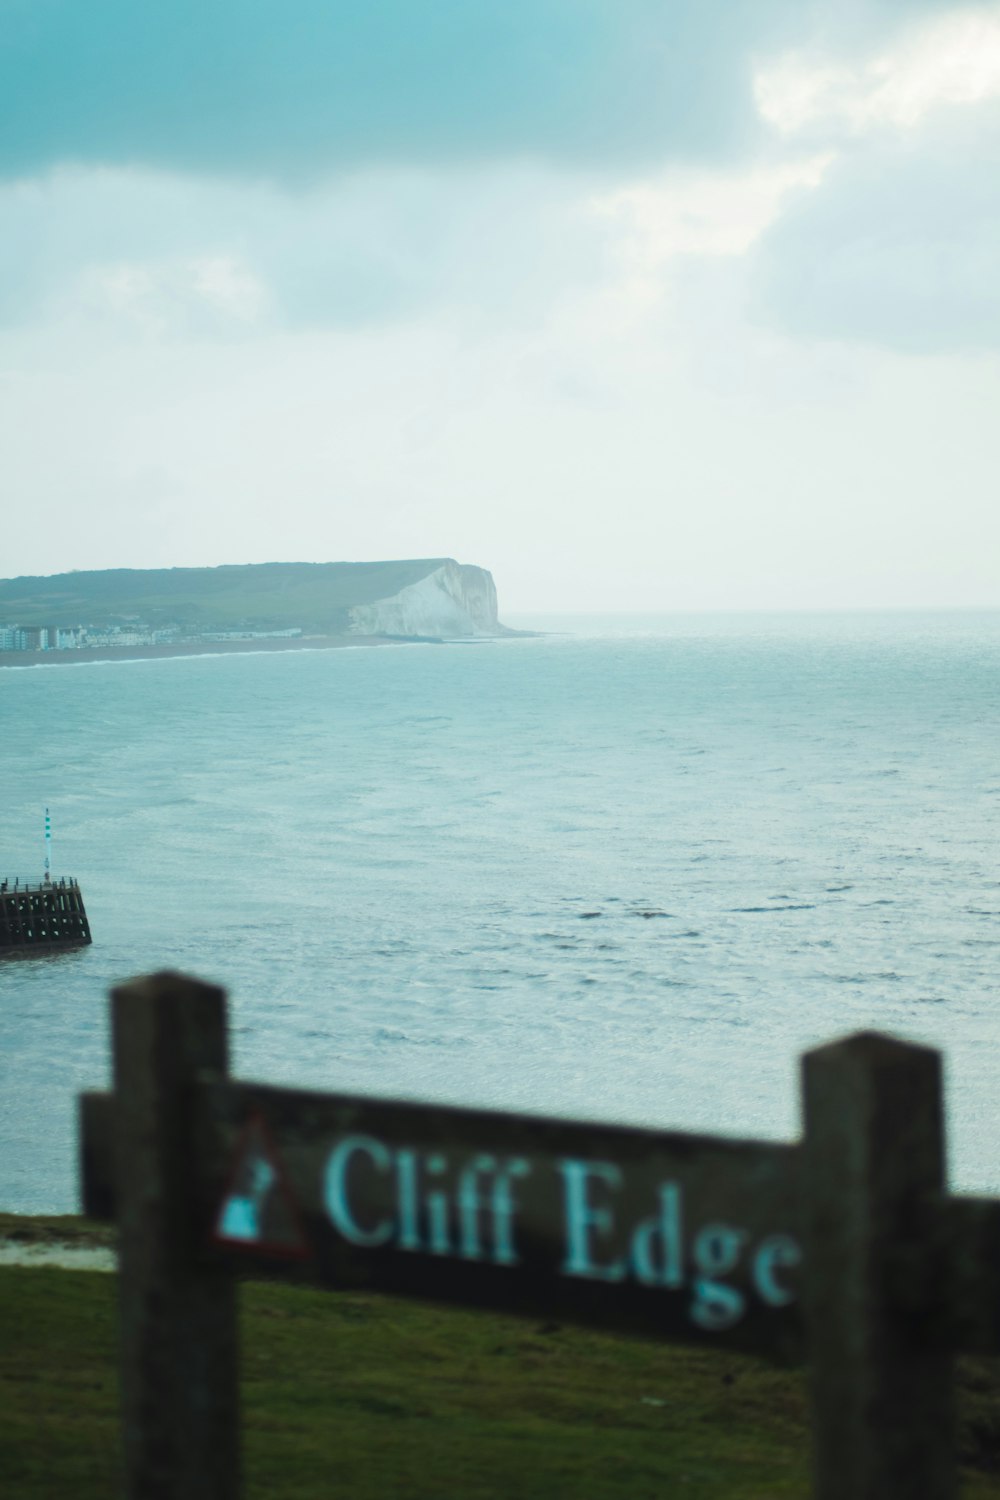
[0,634,412,670]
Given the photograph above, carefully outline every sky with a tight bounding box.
[1,0,998,612]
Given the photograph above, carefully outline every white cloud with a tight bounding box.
[748,110,1000,353]
[592,157,831,261]
[70,255,268,337]
[190,257,267,322]
[745,5,1000,354]
[584,156,831,326]
[0,165,612,338]
[756,3,1000,136]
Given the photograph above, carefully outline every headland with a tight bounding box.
[0,557,521,668]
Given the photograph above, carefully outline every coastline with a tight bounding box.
[0,633,423,670]
[0,1211,115,1270]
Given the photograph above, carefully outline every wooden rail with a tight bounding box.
[80,970,999,1499]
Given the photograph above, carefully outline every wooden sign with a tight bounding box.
[85,1077,803,1357]
[78,970,994,1500]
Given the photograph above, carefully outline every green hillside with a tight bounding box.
[0,561,450,633]
[4,1239,1000,1498]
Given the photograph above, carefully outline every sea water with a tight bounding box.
[1,611,998,1212]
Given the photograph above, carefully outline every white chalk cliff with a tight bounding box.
[347,560,508,639]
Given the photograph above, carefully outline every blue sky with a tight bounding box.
[1,0,998,609]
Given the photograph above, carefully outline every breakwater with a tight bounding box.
[0,879,91,953]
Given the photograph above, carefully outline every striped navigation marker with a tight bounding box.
[43,807,51,883]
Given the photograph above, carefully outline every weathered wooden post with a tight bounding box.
[112,971,240,1500]
[81,973,982,1500]
[801,1032,954,1500]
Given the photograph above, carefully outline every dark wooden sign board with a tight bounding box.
[78,972,1000,1500]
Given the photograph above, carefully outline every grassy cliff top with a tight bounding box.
[0,560,454,632]
[5,1233,1000,1498]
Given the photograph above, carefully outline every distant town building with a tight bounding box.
[1,619,301,652]
[0,625,60,649]
[0,626,39,649]
[200,628,303,640]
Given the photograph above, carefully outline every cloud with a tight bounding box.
[757,3,1000,136]
[750,116,1000,352]
[0,164,617,335]
[1,1,995,353]
[74,255,268,338]
[587,155,831,327]
[0,0,789,182]
[0,170,270,334]
[748,7,1000,352]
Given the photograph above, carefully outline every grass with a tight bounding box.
[0,1213,116,1248]
[2,1219,1000,1498]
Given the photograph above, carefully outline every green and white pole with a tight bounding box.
[44,806,51,884]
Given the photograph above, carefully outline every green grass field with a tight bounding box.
[3,1220,1000,1499]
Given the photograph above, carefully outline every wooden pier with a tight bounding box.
[0,877,92,954]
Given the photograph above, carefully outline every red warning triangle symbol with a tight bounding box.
[213,1114,309,1259]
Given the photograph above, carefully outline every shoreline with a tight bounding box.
[0,1240,115,1270]
[0,633,432,669]
[0,1211,115,1269]
[0,628,537,670]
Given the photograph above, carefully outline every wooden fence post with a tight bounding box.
[113,970,240,1500]
[801,1032,954,1500]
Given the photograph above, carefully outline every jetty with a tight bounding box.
[0,877,92,954]
[1,808,92,954]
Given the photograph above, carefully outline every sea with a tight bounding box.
[1,610,998,1213]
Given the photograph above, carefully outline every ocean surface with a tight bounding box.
[1,611,999,1213]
